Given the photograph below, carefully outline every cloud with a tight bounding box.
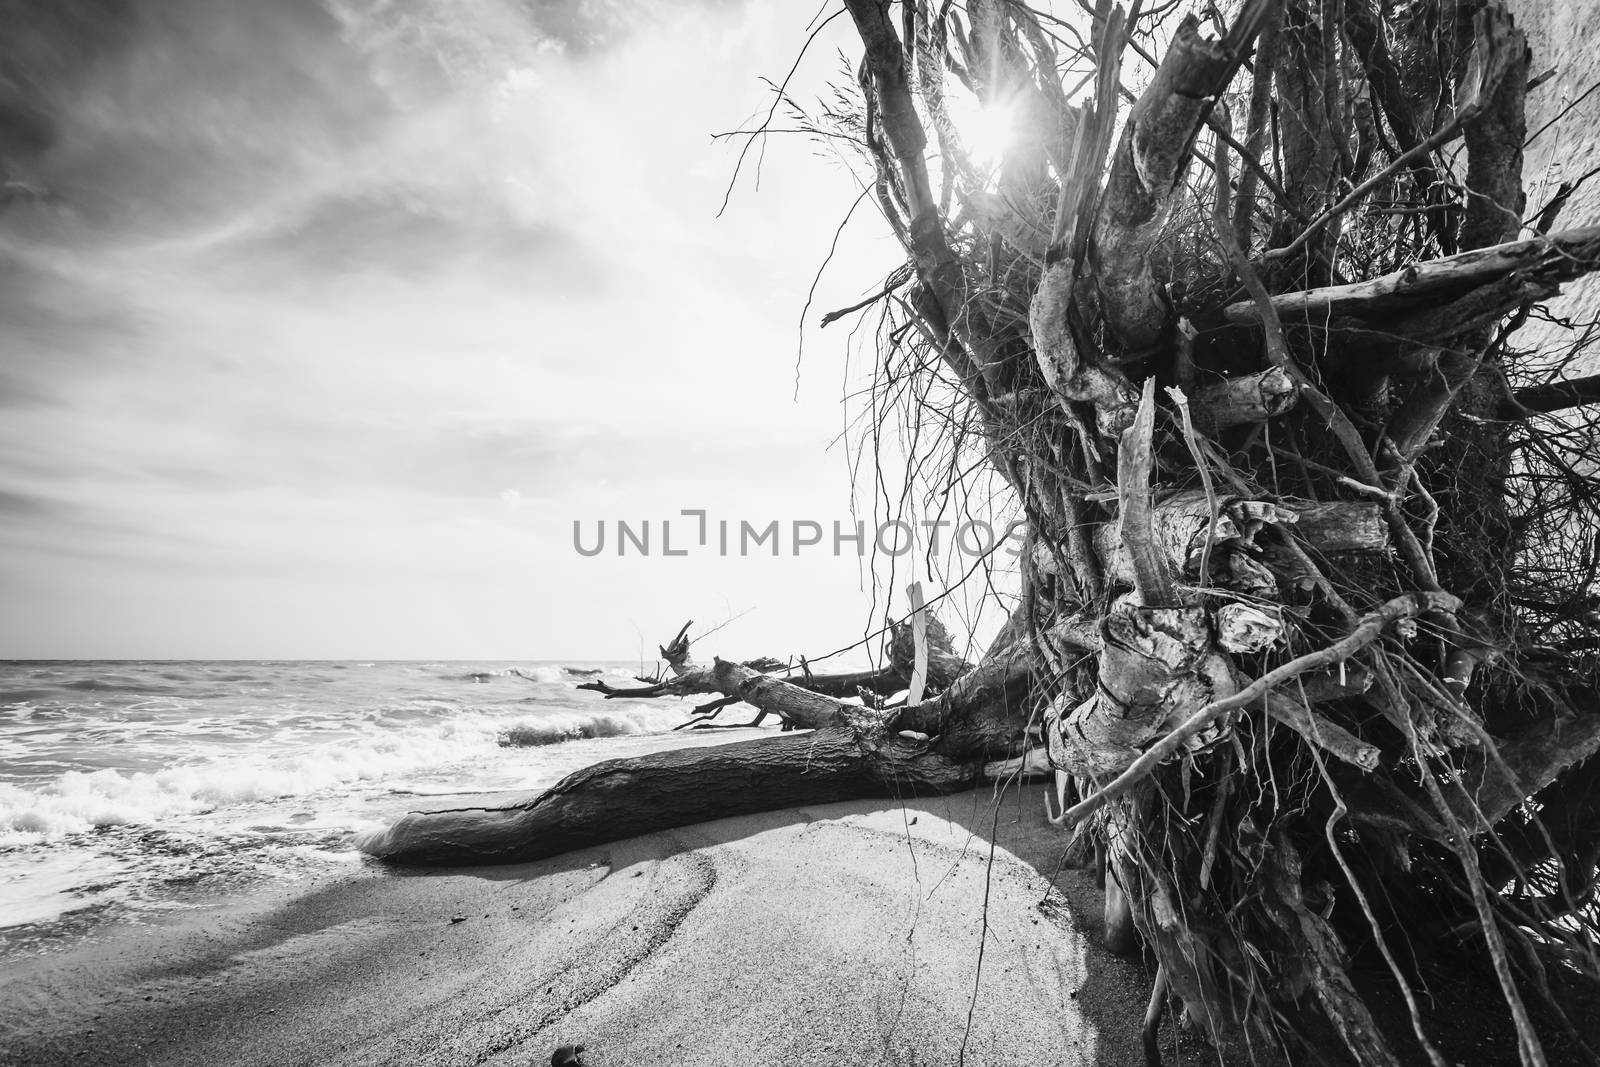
[0,0,904,657]
[0,488,59,518]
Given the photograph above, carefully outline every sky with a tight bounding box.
[0,0,983,661]
[3,1,1592,662]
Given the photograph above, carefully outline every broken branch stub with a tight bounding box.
[1189,366,1299,433]
[1093,5,1268,353]
[1089,493,1387,590]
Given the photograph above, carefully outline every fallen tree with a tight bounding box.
[567,615,972,727]
[361,2,1600,1064]
[360,611,1055,865]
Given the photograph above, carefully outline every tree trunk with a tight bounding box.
[356,728,970,867]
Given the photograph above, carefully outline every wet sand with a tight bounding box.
[0,786,1161,1067]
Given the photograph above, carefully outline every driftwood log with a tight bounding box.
[361,614,1050,865]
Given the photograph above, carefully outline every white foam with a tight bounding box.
[0,699,706,846]
[0,850,134,927]
[508,665,566,684]
[497,703,688,746]
[0,715,505,846]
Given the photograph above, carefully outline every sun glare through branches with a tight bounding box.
[945,92,1018,173]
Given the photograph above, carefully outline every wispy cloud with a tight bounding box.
[0,0,902,658]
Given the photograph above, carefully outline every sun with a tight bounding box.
[946,93,1019,173]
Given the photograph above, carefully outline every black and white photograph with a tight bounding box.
[3,1,1599,1064]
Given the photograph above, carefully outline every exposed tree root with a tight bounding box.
[365,2,1600,1063]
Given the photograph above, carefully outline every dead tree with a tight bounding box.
[360,3,1600,1063]
[572,616,972,728]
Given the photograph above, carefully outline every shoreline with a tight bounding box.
[0,785,1160,1067]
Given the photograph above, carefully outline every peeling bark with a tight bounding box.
[1046,603,1236,780]
[1190,366,1299,433]
[1090,493,1387,589]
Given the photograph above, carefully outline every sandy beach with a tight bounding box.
[0,785,1160,1067]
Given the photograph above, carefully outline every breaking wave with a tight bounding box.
[447,665,621,684]
[0,715,504,846]
[1,703,695,846]
[496,705,688,747]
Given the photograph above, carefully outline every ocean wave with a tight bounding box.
[61,678,180,694]
[604,665,652,679]
[0,716,504,847]
[0,698,702,845]
[510,666,567,684]
[446,665,567,684]
[0,690,59,704]
[497,705,687,747]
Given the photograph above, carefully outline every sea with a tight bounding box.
[0,660,774,947]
